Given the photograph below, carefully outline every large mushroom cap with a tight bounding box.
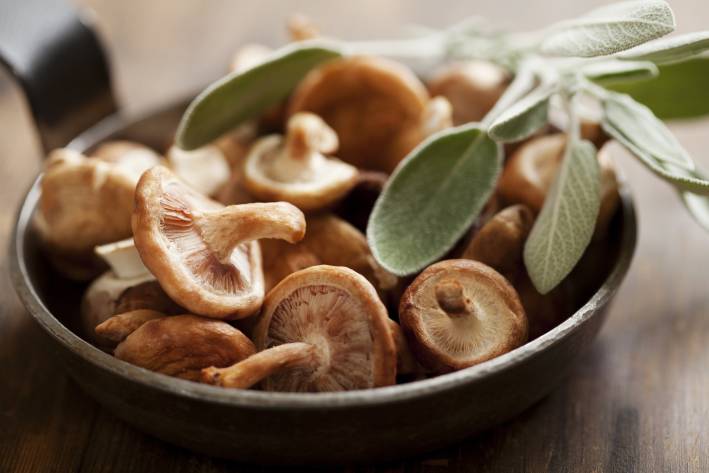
[288,56,429,173]
[203,265,396,391]
[243,113,358,211]
[132,166,305,319]
[113,314,255,381]
[35,147,160,280]
[400,259,527,373]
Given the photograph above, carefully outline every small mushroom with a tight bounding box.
[132,166,306,319]
[167,143,231,197]
[35,147,160,280]
[112,314,256,381]
[243,113,358,211]
[498,134,620,237]
[287,13,320,41]
[288,56,435,173]
[260,214,398,300]
[399,260,528,373]
[461,205,535,279]
[201,265,397,391]
[427,60,511,125]
[91,140,163,172]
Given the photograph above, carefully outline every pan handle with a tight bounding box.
[0,0,117,153]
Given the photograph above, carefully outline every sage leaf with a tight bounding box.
[176,42,342,150]
[681,191,709,232]
[582,60,658,86]
[541,0,675,58]
[368,125,502,276]
[524,139,601,294]
[488,85,554,142]
[607,57,709,119]
[618,31,709,64]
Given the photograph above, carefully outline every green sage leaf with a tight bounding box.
[541,0,675,58]
[524,139,601,294]
[681,191,709,232]
[582,60,658,86]
[607,57,709,119]
[176,42,342,150]
[618,31,709,64]
[368,125,502,276]
[488,85,554,143]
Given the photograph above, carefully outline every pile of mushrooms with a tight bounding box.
[35,19,621,393]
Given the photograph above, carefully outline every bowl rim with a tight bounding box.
[9,110,638,411]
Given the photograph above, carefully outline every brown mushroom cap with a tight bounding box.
[461,204,535,279]
[243,113,358,211]
[399,259,527,373]
[114,314,255,381]
[95,309,166,344]
[428,60,511,125]
[132,166,305,319]
[498,134,619,236]
[288,56,429,173]
[203,265,397,391]
[35,147,160,280]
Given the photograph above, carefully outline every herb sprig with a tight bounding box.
[176,0,709,294]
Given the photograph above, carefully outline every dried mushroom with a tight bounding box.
[461,205,535,279]
[201,265,397,391]
[167,143,231,197]
[288,56,435,173]
[35,147,159,279]
[400,260,528,373]
[243,112,358,211]
[260,214,398,299]
[132,166,305,319]
[113,314,255,381]
[428,60,510,125]
[498,134,620,237]
[95,309,166,344]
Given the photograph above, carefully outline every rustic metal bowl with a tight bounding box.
[5,0,637,465]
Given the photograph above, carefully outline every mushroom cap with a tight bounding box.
[428,60,510,125]
[253,265,397,391]
[132,166,264,319]
[91,140,163,177]
[243,113,358,212]
[461,204,535,279]
[35,147,160,279]
[288,56,429,173]
[114,314,256,381]
[399,259,527,373]
[167,143,231,197]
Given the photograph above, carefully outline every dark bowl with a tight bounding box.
[9,99,637,465]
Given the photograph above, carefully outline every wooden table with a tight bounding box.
[1,1,707,471]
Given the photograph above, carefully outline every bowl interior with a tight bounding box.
[13,100,634,406]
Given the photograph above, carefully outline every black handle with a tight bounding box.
[0,0,117,152]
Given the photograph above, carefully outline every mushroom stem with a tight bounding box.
[435,280,474,318]
[285,113,338,160]
[196,202,306,263]
[200,342,317,389]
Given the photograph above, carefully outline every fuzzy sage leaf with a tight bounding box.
[368,125,502,276]
[618,31,709,64]
[488,85,555,142]
[582,60,658,86]
[682,191,709,232]
[541,0,675,58]
[176,42,342,150]
[524,138,601,294]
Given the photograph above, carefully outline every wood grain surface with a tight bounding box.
[1,1,707,471]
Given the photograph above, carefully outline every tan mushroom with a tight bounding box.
[201,265,397,391]
[243,113,358,211]
[260,214,398,300]
[287,13,320,41]
[288,56,444,173]
[91,140,163,170]
[95,309,166,344]
[498,134,620,237]
[427,60,511,125]
[167,143,231,197]
[399,259,528,374]
[388,319,423,377]
[111,314,255,381]
[35,147,161,280]
[132,166,305,319]
[461,204,535,279]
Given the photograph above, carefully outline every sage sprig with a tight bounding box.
[178,0,709,293]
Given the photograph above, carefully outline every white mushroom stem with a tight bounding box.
[201,342,317,389]
[286,112,338,159]
[435,280,476,318]
[195,202,306,264]
[95,238,150,279]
